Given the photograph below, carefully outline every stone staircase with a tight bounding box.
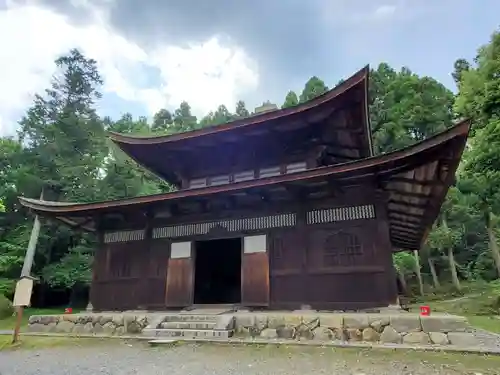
[142,313,235,340]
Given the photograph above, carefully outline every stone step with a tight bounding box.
[159,321,217,330]
[163,315,219,322]
[143,328,233,339]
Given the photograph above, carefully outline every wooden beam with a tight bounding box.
[324,152,360,161]
[385,189,431,200]
[388,177,441,187]
[389,221,420,230]
[388,199,428,210]
[390,226,420,234]
[388,209,424,219]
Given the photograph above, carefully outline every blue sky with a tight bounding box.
[0,0,499,136]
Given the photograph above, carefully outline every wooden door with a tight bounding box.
[165,241,193,307]
[241,235,270,306]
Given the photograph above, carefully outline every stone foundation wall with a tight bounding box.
[233,313,478,347]
[28,313,149,336]
[27,312,480,348]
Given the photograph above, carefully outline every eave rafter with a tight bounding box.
[19,119,471,253]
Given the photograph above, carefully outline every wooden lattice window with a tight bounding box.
[323,231,363,267]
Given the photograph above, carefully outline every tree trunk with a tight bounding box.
[413,249,424,295]
[447,247,461,291]
[485,210,500,277]
[428,258,440,289]
[397,271,407,295]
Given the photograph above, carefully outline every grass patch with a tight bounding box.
[408,280,500,333]
[0,307,81,331]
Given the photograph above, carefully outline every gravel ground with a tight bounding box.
[1,341,500,375]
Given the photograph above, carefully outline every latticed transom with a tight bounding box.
[306,204,375,224]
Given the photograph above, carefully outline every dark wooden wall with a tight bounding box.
[268,219,396,310]
[89,189,398,311]
[91,238,170,311]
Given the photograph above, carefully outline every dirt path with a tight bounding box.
[1,341,499,375]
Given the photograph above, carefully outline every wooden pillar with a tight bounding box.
[375,189,399,305]
[141,214,153,309]
[241,234,270,307]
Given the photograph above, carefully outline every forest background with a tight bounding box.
[1,27,500,310]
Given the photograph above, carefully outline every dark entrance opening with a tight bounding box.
[194,238,242,304]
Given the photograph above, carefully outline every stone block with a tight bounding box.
[313,327,333,340]
[47,322,58,332]
[103,322,116,335]
[380,326,402,344]
[332,327,347,341]
[368,315,390,332]
[83,322,94,333]
[62,314,79,323]
[429,332,449,345]
[99,315,113,325]
[126,320,142,334]
[346,328,363,341]
[214,315,234,330]
[267,315,286,329]
[296,324,314,339]
[447,332,479,347]
[234,315,255,329]
[73,324,86,335]
[55,320,74,333]
[28,323,45,332]
[390,315,421,333]
[343,314,369,329]
[254,315,268,331]
[276,326,295,339]
[77,315,93,324]
[283,314,303,327]
[420,315,469,333]
[402,332,431,345]
[40,315,59,325]
[260,328,278,339]
[362,327,380,342]
[112,314,124,327]
[93,323,104,334]
[319,314,343,329]
[115,326,126,336]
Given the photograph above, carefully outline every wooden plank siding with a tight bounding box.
[88,188,398,311]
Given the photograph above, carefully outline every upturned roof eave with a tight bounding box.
[19,119,471,216]
[107,65,370,146]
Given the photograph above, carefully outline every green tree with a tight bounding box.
[454,30,500,277]
[282,90,299,108]
[452,58,471,88]
[152,109,173,133]
[370,64,455,154]
[235,100,250,118]
[299,77,328,103]
[172,101,198,132]
[393,252,417,294]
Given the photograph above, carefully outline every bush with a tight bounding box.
[0,294,13,319]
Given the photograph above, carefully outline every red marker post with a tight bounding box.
[420,305,431,316]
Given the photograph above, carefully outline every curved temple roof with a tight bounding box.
[19,119,471,252]
[108,66,373,187]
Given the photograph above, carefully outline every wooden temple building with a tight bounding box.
[19,66,470,312]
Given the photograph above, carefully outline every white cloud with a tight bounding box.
[0,1,259,136]
[373,5,397,19]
